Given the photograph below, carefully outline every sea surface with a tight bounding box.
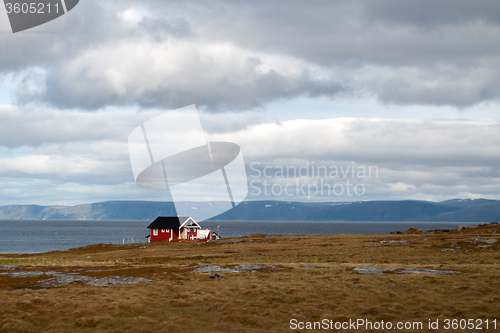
[0,220,483,254]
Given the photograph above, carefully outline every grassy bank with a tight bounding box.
[0,223,499,332]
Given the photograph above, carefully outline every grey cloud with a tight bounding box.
[163,0,500,65]
[460,166,500,179]
[3,0,500,110]
[0,0,193,72]
[363,0,500,27]
[138,17,192,42]
[0,178,167,206]
[0,0,123,72]
[195,70,345,112]
[22,60,344,111]
[0,106,163,148]
[170,0,500,107]
[13,69,46,105]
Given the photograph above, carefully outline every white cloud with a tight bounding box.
[0,104,499,204]
[210,117,500,201]
[211,118,500,164]
[0,109,498,204]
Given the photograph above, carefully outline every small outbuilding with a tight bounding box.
[146,216,217,242]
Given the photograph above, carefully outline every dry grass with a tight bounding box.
[0,223,499,332]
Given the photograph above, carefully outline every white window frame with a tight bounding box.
[153,229,158,236]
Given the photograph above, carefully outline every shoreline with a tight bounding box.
[0,220,493,255]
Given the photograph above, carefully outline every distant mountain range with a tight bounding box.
[0,199,499,222]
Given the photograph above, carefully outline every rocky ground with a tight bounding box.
[0,222,499,332]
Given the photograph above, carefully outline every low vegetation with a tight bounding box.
[0,223,499,332]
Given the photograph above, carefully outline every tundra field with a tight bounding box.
[0,223,499,333]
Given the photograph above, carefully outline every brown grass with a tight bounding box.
[0,223,499,332]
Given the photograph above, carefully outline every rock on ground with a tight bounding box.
[353,266,396,275]
[190,264,282,273]
[353,266,458,275]
[396,268,457,275]
[0,269,150,288]
[0,266,22,271]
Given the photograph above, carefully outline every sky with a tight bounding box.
[1,0,500,206]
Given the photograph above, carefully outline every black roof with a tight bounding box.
[147,217,190,229]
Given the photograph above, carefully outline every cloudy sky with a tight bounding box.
[1,0,500,206]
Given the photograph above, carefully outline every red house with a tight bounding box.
[146,216,215,242]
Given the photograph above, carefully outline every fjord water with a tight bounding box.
[0,220,481,254]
